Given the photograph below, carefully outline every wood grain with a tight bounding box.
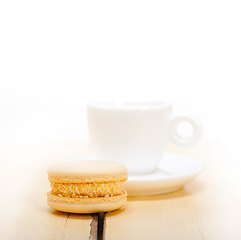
[105,140,241,240]
[2,140,241,240]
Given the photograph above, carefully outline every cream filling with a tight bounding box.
[50,181,125,198]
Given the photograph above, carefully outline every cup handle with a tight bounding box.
[170,114,203,148]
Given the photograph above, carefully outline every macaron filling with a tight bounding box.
[50,181,125,198]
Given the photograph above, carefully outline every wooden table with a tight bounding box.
[1,139,241,240]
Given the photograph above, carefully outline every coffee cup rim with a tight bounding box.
[87,101,171,109]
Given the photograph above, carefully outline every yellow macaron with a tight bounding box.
[47,160,128,213]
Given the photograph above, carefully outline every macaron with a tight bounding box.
[47,160,128,213]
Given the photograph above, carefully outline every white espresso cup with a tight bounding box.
[87,101,203,175]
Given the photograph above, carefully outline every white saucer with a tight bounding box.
[64,154,204,196]
[125,154,204,196]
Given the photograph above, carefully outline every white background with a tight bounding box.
[0,1,241,168]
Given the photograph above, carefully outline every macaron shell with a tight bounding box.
[47,191,127,213]
[48,160,128,183]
